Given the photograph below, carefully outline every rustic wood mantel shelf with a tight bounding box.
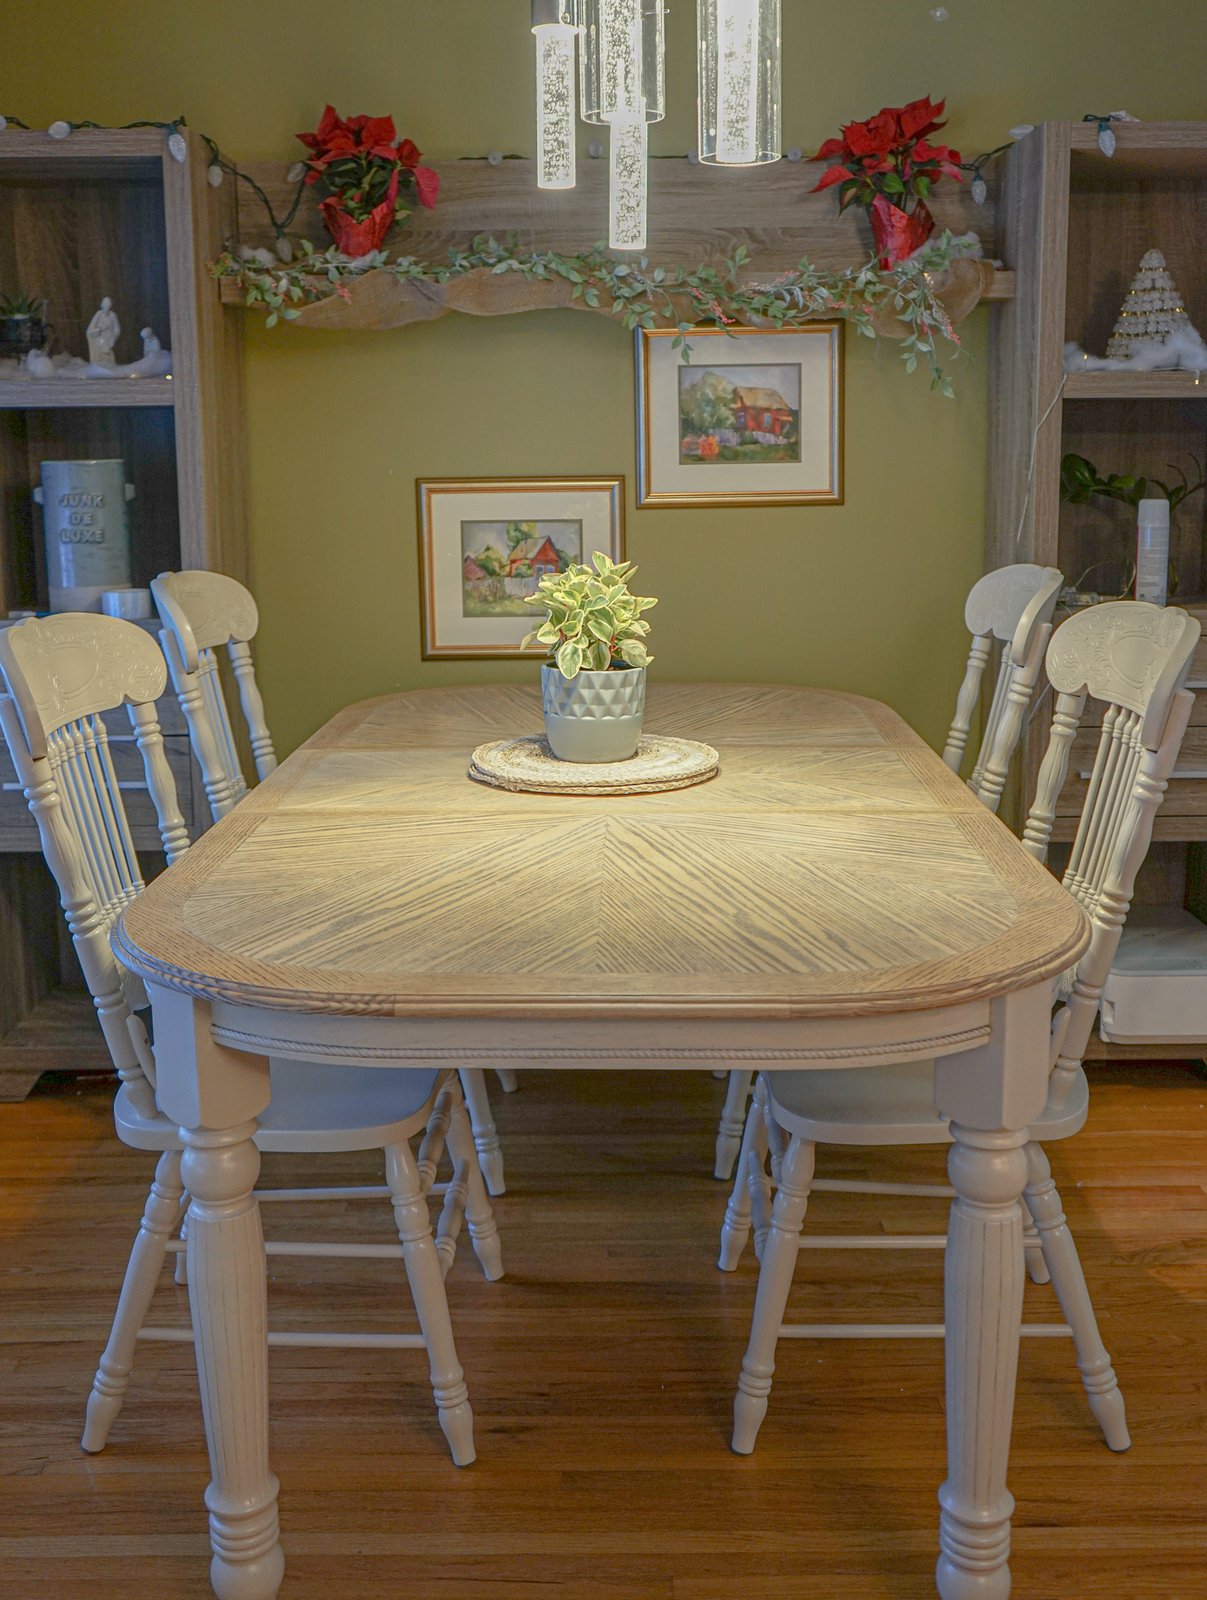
[219,156,1015,332]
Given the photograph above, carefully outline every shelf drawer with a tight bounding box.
[0,729,195,850]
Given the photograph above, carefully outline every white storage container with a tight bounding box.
[1099,905,1207,1044]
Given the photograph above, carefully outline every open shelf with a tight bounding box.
[1063,370,1207,400]
[0,986,111,1093]
[0,377,175,409]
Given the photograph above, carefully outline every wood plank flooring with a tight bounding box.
[1,1065,1205,1600]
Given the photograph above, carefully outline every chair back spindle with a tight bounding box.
[0,615,193,1118]
[151,570,277,823]
[1019,601,1201,1103]
[942,563,1063,812]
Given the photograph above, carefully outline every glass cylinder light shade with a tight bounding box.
[697,0,782,166]
[579,0,665,125]
[609,119,649,250]
[532,2,578,190]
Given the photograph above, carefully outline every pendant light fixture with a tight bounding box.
[530,0,780,248]
[532,1,579,190]
[697,0,782,166]
[579,0,665,252]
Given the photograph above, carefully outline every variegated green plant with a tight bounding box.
[521,553,657,680]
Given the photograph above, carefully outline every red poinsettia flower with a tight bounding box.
[295,104,440,243]
[842,108,899,157]
[898,95,947,141]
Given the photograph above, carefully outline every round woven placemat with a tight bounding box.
[469,734,719,795]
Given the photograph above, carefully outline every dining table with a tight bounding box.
[112,681,1089,1600]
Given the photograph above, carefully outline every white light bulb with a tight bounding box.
[601,0,643,121]
[168,130,188,163]
[286,161,307,183]
[609,118,648,252]
[0,116,8,132]
[971,173,987,205]
[716,0,759,163]
[1098,123,1116,157]
[207,163,224,187]
[534,22,577,190]
[48,121,71,140]
[697,0,780,166]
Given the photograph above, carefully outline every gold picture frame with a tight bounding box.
[635,324,844,508]
[417,476,626,660]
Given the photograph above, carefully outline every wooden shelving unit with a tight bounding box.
[989,120,1207,1062]
[0,376,176,408]
[0,126,248,1094]
[217,155,1014,332]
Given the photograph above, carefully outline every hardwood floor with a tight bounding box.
[1,1064,1205,1600]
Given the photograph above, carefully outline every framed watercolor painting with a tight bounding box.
[417,476,625,659]
[635,324,843,508]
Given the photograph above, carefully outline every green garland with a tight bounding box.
[212,232,967,393]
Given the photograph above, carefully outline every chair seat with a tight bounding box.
[765,1060,1089,1146]
[114,1060,447,1154]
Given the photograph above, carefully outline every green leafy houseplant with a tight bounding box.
[521,553,657,680]
[0,291,46,319]
[1060,452,1206,595]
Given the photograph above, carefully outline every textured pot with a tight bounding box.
[541,665,646,762]
[869,194,935,268]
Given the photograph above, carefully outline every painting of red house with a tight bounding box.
[507,534,563,578]
[732,386,795,438]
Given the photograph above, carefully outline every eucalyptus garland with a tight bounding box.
[211,232,966,392]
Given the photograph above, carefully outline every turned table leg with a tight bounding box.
[936,1125,1029,1600]
[149,985,282,1600]
[932,984,1053,1600]
[182,1123,284,1600]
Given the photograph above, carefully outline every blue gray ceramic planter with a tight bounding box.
[541,664,646,762]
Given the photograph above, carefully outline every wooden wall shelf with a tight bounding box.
[232,155,1004,273]
[1063,370,1207,400]
[217,256,1012,332]
[0,377,176,409]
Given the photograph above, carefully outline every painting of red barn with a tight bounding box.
[678,363,802,466]
[460,519,582,617]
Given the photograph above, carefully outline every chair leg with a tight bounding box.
[718,1077,769,1271]
[715,1069,754,1180]
[459,1067,505,1197]
[386,1139,475,1467]
[1023,1217,1050,1285]
[446,1087,504,1282]
[173,1195,190,1286]
[82,1150,184,1454]
[733,1132,815,1454]
[1024,1141,1130,1452]
[494,1069,518,1093]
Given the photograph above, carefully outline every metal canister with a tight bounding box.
[33,458,135,611]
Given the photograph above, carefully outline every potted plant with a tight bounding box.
[295,104,439,258]
[0,291,50,359]
[521,553,657,762]
[810,95,963,267]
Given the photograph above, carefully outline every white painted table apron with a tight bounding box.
[112,683,1089,1600]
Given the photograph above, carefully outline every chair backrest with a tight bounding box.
[941,562,1064,812]
[0,614,192,1118]
[1019,601,1200,1100]
[151,569,277,823]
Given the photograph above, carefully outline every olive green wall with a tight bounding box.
[6,2,1207,752]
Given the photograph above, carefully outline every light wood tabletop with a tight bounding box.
[115,683,1087,1023]
[113,683,1090,1600]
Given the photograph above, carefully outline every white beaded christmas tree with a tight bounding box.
[1106,249,1191,359]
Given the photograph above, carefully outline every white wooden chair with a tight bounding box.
[713,562,1064,1182]
[0,613,502,1469]
[719,600,1200,1456]
[151,568,516,1194]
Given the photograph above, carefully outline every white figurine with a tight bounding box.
[136,327,172,376]
[86,296,120,366]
